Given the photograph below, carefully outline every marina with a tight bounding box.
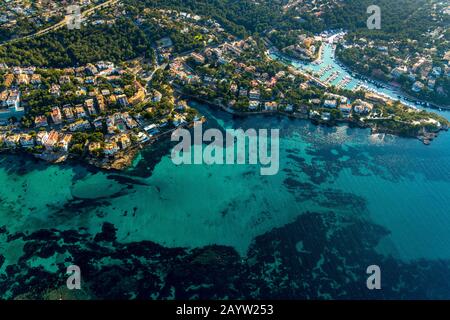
[270,36,449,119]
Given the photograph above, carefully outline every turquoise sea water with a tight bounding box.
[1,102,450,298]
[1,103,450,258]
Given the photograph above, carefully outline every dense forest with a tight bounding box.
[320,0,444,39]
[0,18,150,67]
[126,0,288,36]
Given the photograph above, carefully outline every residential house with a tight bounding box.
[35,115,48,127]
[136,132,149,143]
[152,90,162,103]
[43,130,60,150]
[85,76,95,85]
[249,89,260,100]
[321,112,331,121]
[1,90,20,110]
[284,104,294,113]
[20,134,35,148]
[117,134,131,149]
[309,98,321,106]
[144,124,160,136]
[17,74,29,85]
[104,141,119,156]
[62,105,75,121]
[176,100,188,111]
[69,120,91,132]
[57,134,72,152]
[249,100,260,111]
[59,75,71,85]
[89,142,103,155]
[264,101,278,111]
[30,74,42,85]
[412,81,425,92]
[51,106,62,124]
[323,99,337,108]
[428,79,436,90]
[74,105,87,118]
[85,99,97,116]
[85,64,99,75]
[93,117,104,130]
[4,134,20,148]
[339,104,352,117]
[117,94,129,107]
[3,74,14,88]
[123,113,138,129]
[36,131,49,145]
[96,94,106,112]
[191,52,206,64]
[239,89,248,97]
[353,100,374,114]
[391,66,407,79]
[49,84,61,96]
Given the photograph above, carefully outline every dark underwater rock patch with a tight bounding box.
[1,211,450,300]
[94,222,118,243]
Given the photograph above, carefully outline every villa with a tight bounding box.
[85,99,97,116]
[324,99,337,108]
[31,74,42,85]
[43,130,60,150]
[69,120,91,132]
[0,89,24,120]
[36,131,49,145]
[20,134,35,148]
[4,134,20,148]
[412,81,425,92]
[339,104,353,117]
[62,105,75,121]
[17,74,29,85]
[264,102,278,111]
[35,115,48,127]
[353,100,374,114]
[249,100,260,110]
[74,105,87,118]
[249,89,261,100]
[104,141,120,156]
[152,90,163,103]
[58,134,73,152]
[117,94,129,107]
[51,107,62,124]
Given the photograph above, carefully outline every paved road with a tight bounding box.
[142,63,168,82]
[0,0,120,46]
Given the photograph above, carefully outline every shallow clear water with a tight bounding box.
[1,101,450,298]
[1,102,450,261]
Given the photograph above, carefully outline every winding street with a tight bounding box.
[0,0,120,47]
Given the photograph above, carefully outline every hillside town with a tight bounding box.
[170,38,448,144]
[0,3,448,171]
[0,60,200,169]
[336,1,450,106]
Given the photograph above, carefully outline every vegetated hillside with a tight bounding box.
[0,18,150,67]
